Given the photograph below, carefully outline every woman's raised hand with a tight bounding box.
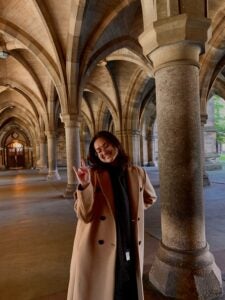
[73,159,90,188]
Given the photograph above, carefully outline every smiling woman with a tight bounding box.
[67,131,157,300]
[88,131,128,169]
[94,138,119,162]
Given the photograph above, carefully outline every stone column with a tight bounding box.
[80,129,91,159]
[46,131,60,180]
[114,130,125,146]
[150,43,222,300]
[3,147,7,168]
[116,129,141,164]
[152,122,159,166]
[35,141,40,167]
[38,134,48,173]
[140,132,144,166]
[62,114,81,198]
[201,114,210,186]
[139,16,223,300]
[141,131,154,166]
[146,131,155,166]
[0,147,5,169]
[127,130,141,165]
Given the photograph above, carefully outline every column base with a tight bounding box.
[143,161,156,167]
[38,167,48,174]
[63,184,76,198]
[203,172,210,186]
[149,242,223,299]
[47,170,61,181]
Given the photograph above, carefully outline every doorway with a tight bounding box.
[6,142,25,169]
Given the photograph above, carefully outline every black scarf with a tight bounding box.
[107,165,138,300]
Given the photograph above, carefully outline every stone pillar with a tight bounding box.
[127,130,141,165]
[3,147,7,168]
[38,135,48,173]
[80,130,91,160]
[201,114,210,186]
[146,131,155,166]
[116,130,141,164]
[140,133,144,165]
[139,15,223,300]
[150,43,222,300]
[46,131,60,180]
[35,141,40,167]
[152,122,159,167]
[141,131,154,166]
[62,114,81,198]
[0,147,5,169]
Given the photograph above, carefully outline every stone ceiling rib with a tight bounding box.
[31,0,66,81]
[0,0,57,62]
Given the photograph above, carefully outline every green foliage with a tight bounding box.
[214,95,225,144]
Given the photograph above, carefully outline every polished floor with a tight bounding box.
[0,167,224,300]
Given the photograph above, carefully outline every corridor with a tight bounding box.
[0,167,224,300]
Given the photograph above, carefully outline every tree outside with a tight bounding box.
[214,95,225,162]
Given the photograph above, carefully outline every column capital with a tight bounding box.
[139,14,211,66]
[39,133,47,143]
[61,113,82,128]
[45,130,56,138]
[115,129,141,136]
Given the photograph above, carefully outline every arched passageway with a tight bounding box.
[0,1,225,299]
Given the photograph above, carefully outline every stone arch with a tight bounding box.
[0,110,38,140]
[0,88,45,137]
[124,70,153,131]
[0,79,48,128]
[0,121,34,148]
[0,117,36,169]
[9,51,47,105]
[96,102,115,132]
[79,37,143,108]
[80,0,140,76]
[0,19,67,111]
[30,0,66,82]
[84,84,119,132]
[139,88,156,165]
[200,6,225,113]
[66,0,87,113]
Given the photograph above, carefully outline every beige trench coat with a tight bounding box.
[67,166,156,300]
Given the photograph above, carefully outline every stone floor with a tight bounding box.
[0,166,224,300]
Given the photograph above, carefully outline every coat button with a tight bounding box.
[100,216,106,220]
[137,217,140,221]
[140,187,143,191]
[98,240,104,245]
[139,241,142,245]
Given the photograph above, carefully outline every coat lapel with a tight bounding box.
[96,167,140,221]
[96,170,115,216]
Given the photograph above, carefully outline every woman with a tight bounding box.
[67,131,157,300]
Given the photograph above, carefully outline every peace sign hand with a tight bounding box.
[73,159,90,189]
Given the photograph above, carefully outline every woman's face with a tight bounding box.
[94,137,118,163]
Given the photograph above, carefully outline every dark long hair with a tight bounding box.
[88,131,130,170]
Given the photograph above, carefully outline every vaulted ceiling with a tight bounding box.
[0,0,224,146]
